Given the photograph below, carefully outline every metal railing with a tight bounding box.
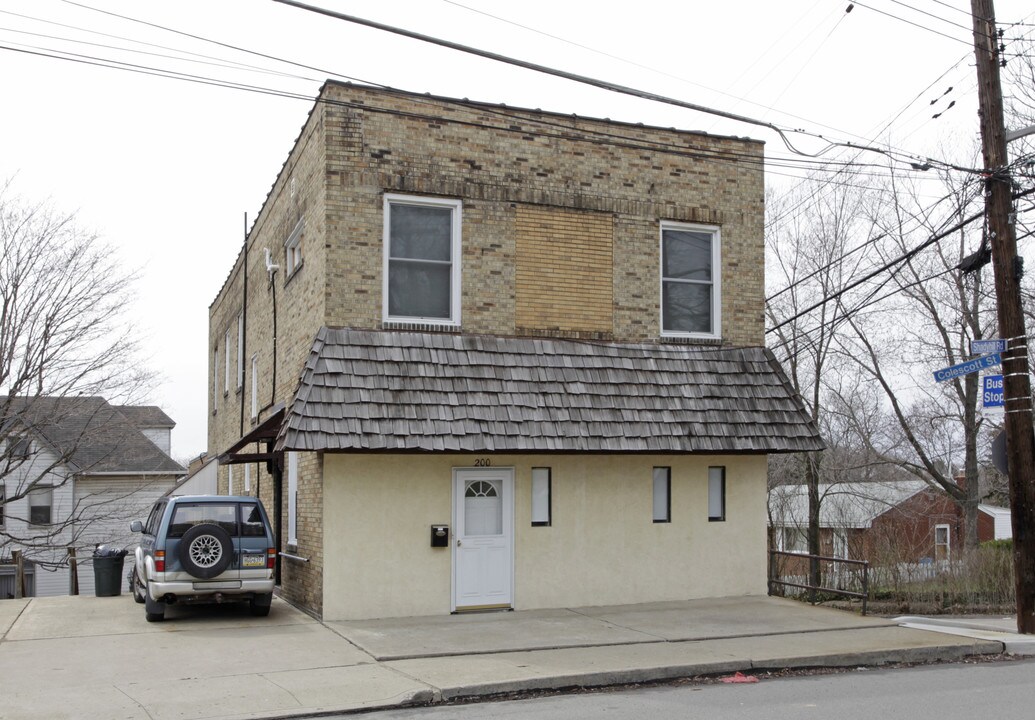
[768,550,870,615]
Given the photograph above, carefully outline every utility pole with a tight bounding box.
[971,0,1035,634]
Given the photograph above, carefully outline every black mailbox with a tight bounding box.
[431,525,449,548]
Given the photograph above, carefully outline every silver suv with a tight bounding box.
[130,495,276,622]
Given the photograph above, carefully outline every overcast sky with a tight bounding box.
[1,0,1032,461]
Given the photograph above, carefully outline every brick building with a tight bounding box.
[208,82,822,620]
[770,480,1012,565]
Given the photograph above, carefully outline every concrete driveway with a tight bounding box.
[0,594,1007,720]
[0,595,429,720]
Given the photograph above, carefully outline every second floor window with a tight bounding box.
[384,194,461,325]
[285,218,304,277]
[660,222,720,338]
[29,486,53,525]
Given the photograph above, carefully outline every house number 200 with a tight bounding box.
[474,459,491,467]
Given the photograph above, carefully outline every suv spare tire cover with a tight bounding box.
[178,523,233,579]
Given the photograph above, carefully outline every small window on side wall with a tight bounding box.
[531,467,551,526]
[653,467,671,523]
[285,217,304,277]
[708,466,726,521]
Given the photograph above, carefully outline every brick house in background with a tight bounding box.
[770,480,1012,565]
[208,82,822,621]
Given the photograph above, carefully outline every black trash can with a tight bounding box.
[93,545,128,597]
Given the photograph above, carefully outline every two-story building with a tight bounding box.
[209,82,822,621]
[1,397,184,596]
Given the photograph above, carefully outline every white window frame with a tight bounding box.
[244,463,251,492]
[781,526,806,553]
[531,467,551,526]
[236,312,244,390]
[652,467,671,523]
[287,451,299,546]
[28,486,53,525]
[382,193,462,326]
[224,328,231,394]
[285,217,304,277]
[659,221,721,339]
[935,523,951,561]
[708,466,726,522]
[250,354,259,420]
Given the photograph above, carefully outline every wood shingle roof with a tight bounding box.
[278,328,824,454]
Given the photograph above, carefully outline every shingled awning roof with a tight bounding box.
[278,328,824,454]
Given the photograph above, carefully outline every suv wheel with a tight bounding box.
[178,523,233,579]
[144,591,165,622]
[131,567,146,604]
[250,593,273,617]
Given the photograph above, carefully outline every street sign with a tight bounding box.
[932,353,1001,383]
[983,374,1005,408]
[971,338,1007,355]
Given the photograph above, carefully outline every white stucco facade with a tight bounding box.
[321,453,768,620]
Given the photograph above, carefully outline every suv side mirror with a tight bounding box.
[130,520,143,533]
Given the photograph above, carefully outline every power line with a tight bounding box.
[272,0,980,175]
[850,0,976,46]
[766,185,1035,336]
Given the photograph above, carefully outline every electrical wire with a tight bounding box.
[271,0,983,175]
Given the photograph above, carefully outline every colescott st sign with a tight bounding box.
[932,353,1001,383]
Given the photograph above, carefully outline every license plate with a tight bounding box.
[242,553,265,568]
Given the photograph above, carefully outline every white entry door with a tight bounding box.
[452,468,514,611]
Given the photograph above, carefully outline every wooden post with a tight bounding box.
[68,546,79,596]
[970,0,1035,634]
[13,550,24,599]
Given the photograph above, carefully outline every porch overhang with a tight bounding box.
[219,404,285,465]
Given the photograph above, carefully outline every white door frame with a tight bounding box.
[451,466,515,612]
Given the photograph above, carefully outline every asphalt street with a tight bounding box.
[338,658,1035,720]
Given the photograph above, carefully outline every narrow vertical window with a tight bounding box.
[287,452,299,545]
[236,312,244,389]
[531,467,551,526]
[935,524,950,561]
[244,463,251,492]
[285,217,304,276]
[224,328,231,393]
[228,465,235,496]
[652,467,671,523]
[708,466,726,521]
[213,347,219,410]
[250,354,259,420]
[383,194,462,324]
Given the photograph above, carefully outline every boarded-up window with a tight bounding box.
[516,206,613,334]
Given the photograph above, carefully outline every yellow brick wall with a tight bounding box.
[515,206,613,335]
[208,83,767,619]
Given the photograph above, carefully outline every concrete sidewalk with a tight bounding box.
[0,594,1014,720]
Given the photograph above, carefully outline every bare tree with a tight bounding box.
[0,180,154,570]
[832,159,997,550]
[766,167,878,584]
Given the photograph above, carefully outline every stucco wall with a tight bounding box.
[322,453,767,620]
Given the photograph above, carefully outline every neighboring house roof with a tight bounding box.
[2,396,184,475]
[278,328,824,454]
[770,480,931,529]
[117,405,175,429]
